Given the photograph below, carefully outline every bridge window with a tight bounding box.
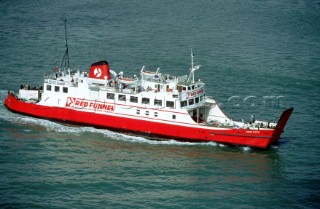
[46,85,51,91]
[63,87,68,93]
[118,94,126,101]
[107,93,115,99]
[130,96,138,103]
[154,99,162,106]
[181,100,187,107]
[166,101,175,108]
[188,98,194,105]
[54,86,60,92]
[195,97,199,104]
[142,97,150,104]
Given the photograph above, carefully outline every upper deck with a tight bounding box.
[42,64,207,111]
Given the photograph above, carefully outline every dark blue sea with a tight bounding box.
[1,0,319,208]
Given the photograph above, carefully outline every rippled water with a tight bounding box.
[1,0,320,208]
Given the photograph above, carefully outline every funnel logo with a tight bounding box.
[94,68,102,77]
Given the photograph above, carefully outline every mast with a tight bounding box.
[60,19,70,69]
[188,49,200,83]
[191,49,194,83]
[191,48,194,72]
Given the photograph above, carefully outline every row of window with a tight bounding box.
[136,109,176,119]
[46,85,68,93]
[107,93,175,108]
[149,83,200,93]
[180,95,205,107]
[45,84,202,108]
[177,84,200,92]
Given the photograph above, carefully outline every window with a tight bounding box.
[189,98,194,105]
[195,97,199,104]
[172,115,176,119]
[54,86,60,92]
[136,109,140,115]
[130,96,138,103]
[183,87,186,91]
[118,94,126,101]
[145,111,149,116]
[166,101,175,108]
[107,93,115,99]
[188,86,191,91]
[46,85,52,91]
[173,94,178,98]
[192,85,195,90]
[154,99,162,106]
[154,112,158,117]
[63,87,68,93]
[200,95,204,101]
[142,97,150,104]
[181,100,187,107]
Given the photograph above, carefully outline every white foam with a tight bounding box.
[242,146,251,152]
[0,90,8,104]
[98,129,222,147]
[0,90,8,94]
[84,127,219,147]
[218,143,226,147]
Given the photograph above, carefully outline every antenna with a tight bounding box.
[60,19,70,69]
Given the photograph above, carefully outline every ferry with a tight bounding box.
[4,22,293,149]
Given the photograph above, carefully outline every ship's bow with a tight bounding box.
[271,107,294,144]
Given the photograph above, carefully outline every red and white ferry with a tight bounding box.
[4,22,293,149]
[4,55,293,149]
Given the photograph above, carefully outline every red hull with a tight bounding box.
[4,93,293,149]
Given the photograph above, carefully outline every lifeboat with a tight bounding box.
[117,77,138,85]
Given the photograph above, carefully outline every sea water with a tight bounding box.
[0,0,319,208]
